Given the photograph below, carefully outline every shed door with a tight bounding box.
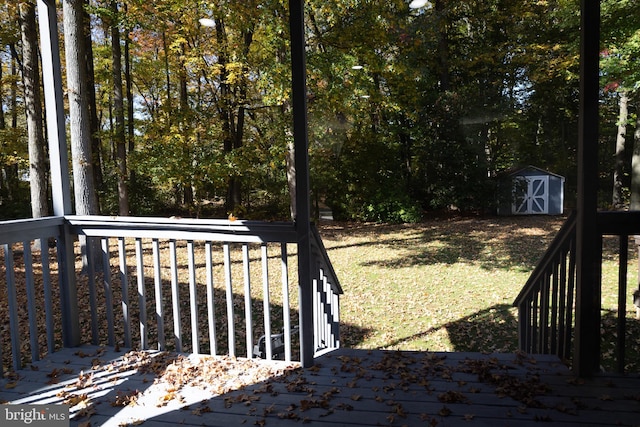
[512,175,549,214]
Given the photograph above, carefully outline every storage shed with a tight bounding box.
[497,166,565,215]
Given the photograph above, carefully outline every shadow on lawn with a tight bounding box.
[379,303,519,354]
[322,215,566,272]
[600,309,640,373]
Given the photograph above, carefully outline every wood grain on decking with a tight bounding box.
[1,346,639,426]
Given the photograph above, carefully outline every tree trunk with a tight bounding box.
[124,6,136,192]
[63,0,99,216]
[631,100,640,210]
[632,98,640,319]
[178,43,193,208]
[111,0,129,215]
[19,1,49,219]
[11,45,18,129]
[0,53,5,129]
[612,91,628,209]
[435,0,450,91]
[286,136,296,219]
[215,16,238,212]
[162,30,171,125]
[216,18,254,213]
[5,46,20,201]
[82,0,103,206]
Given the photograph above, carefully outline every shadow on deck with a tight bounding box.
[1,345,639,427]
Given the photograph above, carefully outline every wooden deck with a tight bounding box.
[1,346,639,426]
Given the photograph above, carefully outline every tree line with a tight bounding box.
[1,0,639,222]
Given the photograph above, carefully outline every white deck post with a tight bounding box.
[37,0,80,347]
[289,0,314,367]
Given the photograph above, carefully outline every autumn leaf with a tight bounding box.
[438,390,468,404]
[65,393,89,408]
[438,406,452,416]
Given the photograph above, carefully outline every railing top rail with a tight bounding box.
[513,210,577,307]
[65,215,299,243]
[0,216,65,245]
[596,210,640,235]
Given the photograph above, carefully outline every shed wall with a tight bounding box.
[497,168,564,215]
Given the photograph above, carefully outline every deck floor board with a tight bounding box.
[1,346,638,426]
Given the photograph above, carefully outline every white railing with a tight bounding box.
[0,217,65,373]
[0,216,342,374]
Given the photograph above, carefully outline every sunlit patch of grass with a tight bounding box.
[320,215,640,372]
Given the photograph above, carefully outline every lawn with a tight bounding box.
[319,214,640,371]
[1,214,638,373]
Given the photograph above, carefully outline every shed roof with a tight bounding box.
[507,165,565,180]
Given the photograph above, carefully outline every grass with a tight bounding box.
[1,214,639,373]
[318,214,640,371]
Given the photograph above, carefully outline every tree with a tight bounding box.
[63,0,99,216]
[84,0,104,203]
[18,0,49,219]
[601,0,640,208]
[2,0,638,221]
[109,0,129,215]
[612,90,628,209]
[633,103,640,210]
[0,2,29,219]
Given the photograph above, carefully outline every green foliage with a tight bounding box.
[3,0,639,219]
[0,180,30,220]
[361,196,423,224]
[0,127,30,220]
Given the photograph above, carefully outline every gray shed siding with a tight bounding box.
[498,166,565,215]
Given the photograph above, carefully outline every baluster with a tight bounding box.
[557,248,568,359]
[40,238,55,354]
[564,237,577,359]
[205,241,217,355]
[313,277,320,353]
[187,240,199,354]
[101,238,115,346]
[281,243,292,361]
[540,273,551,353]
[85,237,98,344]
[531,288,539,353]
[23,242,39,362]
[223,243,235,357]
[118,237,131,348]
[152,239,165,350]
[135,238,147,350]
[169,240,182,352]
[549,262,560,355]
[261,244,272,359]
[4,245,20,371]
[243,244,253,358]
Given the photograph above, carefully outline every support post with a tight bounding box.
[37,0,80,347]
[289,0,314,367]
[574,0,600,377]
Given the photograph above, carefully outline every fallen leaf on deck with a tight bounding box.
[438,406,451,416]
